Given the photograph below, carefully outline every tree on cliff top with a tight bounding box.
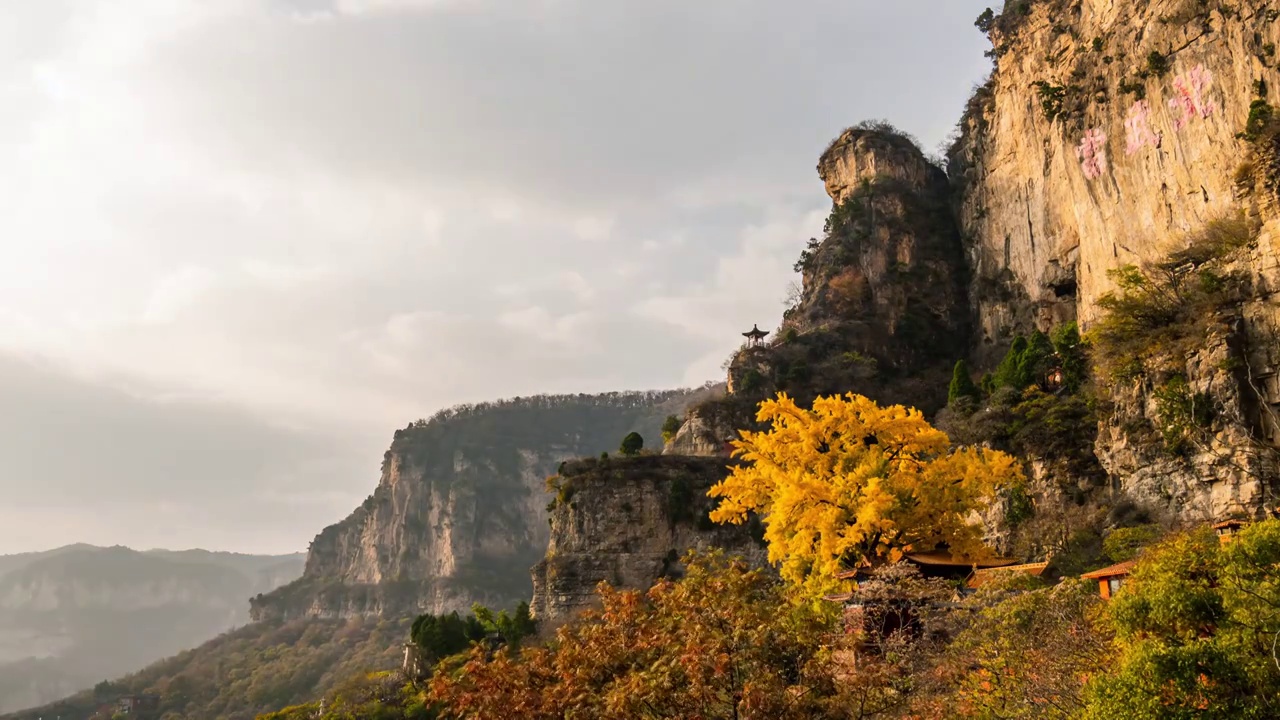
[709,392,1024,599]
[619,432,644,456]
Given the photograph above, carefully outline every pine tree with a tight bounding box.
[1051,322,1087,393]
[1015,330,1056,389]
[948,359,982,405]
[993,335,1029,389]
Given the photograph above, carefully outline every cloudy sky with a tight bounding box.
[0,0,993,556]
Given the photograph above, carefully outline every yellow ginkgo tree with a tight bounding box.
[709,392,1024,599]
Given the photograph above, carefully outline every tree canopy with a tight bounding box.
[619,431,644,456]
[1084,521,1280,718]
[709,392,1024,598]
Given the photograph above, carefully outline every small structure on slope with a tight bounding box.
[1081,560,1137,600]
[742,324,769,348]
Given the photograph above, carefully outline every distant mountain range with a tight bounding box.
[0,544,303,714]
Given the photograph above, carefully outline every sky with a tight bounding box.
[0,0,994,556]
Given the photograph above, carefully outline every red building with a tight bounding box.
[1081,560,1137,600]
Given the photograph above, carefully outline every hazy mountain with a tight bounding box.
[0,544,304,714]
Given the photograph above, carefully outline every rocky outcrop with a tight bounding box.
[949,0,1280,519]
[951,0,1280,357]
[251,391,704,622]
[666,123,972,449]
[530,455,768,629]
[1092,230,1280,520]
[661,410,732,457]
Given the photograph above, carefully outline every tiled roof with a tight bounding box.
[903,552,1020,568]
[965,561,1050,589]
[1081,559,1138,580]
[834,552,1020,580]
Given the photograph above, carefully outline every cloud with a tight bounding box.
[0,0,996,553]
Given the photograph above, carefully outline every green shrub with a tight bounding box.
[661,415,682,443]
[666,476,695,526]
[1033,81,1067,120]
[1014,330,1056,390]
[1102,524,1163,562]
[1144,50,1169,77]
[1051,322,1088,393]
[1089,213,1257,381]
[738,368,764,393]
[619,432,644,456]
[1152,375,1214,455]
[1243,99,1275,141]
[1005,484,1036,527]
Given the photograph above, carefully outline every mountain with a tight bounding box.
[672,0,1280,525]
[14,1,1280,717]
[250,388,718,624]
[3,389,718,720]
[0,545,303,714]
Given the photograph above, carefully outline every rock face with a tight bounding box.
[668,124,972,448]
[666,1,1280,525]
[530,455,768,628]
[947,0,1280,520]
[951,0,1279,353]
[251,391,704,622]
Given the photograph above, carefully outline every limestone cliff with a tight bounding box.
[949,0,1280,520]
[530,455,767,628]
[667,123,971,456]
[952,0,1279,344]
[251,391,703,622]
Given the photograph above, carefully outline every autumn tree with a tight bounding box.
[709,392,1023,598]
[428,551,878,720]
[918,576,1110,719]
